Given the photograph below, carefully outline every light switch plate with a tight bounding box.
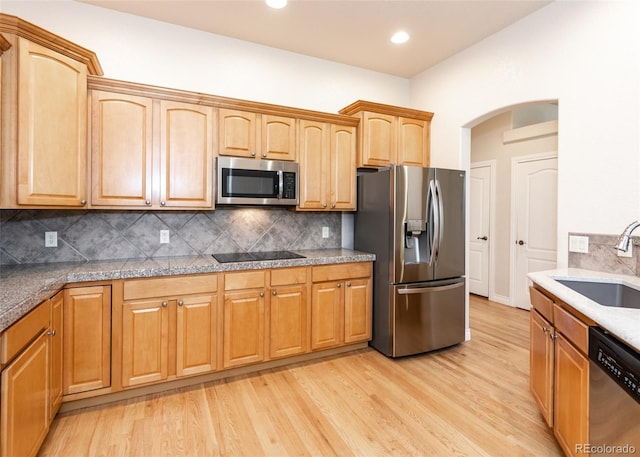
[322,227,329,238]
[160,230,170,244]
[569,235,589,253]
[45,231,58,248]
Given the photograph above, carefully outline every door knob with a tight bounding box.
[517,240,526,245]
[477,236,488,241]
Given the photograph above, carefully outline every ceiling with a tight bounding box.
[76,0,552,78]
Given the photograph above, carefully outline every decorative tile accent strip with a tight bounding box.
[568,232,639,277]
[0,208,342,265]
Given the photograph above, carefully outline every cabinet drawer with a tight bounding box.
[530,286,554,323]
[553,304,589,354]
[270,267,308,286]
[124,274,217,300]
[224,270,266,291]
[312,262,372,283]
[0,300,49,364]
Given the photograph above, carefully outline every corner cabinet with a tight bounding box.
[0,14,102,208]
[88,81,214,209]
[529,285,591,457]
[339,100,433,169]
[298,120,357,211]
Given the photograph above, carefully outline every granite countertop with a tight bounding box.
[0,249,375,334]
[528,268,640,352]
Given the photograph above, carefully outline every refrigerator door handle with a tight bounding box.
[428,179,438,266]
[435,178,444,254]
[397,283,463,294]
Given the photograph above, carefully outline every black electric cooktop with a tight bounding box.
[212,250,305,263]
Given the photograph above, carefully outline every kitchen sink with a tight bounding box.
[556,279,640,309]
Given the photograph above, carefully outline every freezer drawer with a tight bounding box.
[391,279,465,357]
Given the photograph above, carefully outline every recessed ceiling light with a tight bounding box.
[391,31,410,44]
[266,0,287,9]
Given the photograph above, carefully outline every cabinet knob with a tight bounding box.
[543,327,550,333]
[260,292,265,297]
[550,333,558,340]
[337,283,342,288]
[80,200,87,206]
[162,301,168,308]
[331,203,336,209]
[272,290,277,296]
[322,203,327,208]
[145,199,151,206]
[48,329,56,336]
[347,282,351,287]
[178,300,184,306]
[160,201,166,206]
[251,152,256,157]
[262,153,267,158]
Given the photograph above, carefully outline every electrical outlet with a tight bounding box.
[322,227,329,238]
[44,231,58,248]
[617,242,633,258]
[160,230,170,244]
[568,235,589,253]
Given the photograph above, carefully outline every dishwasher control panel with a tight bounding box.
[589,326,640,404]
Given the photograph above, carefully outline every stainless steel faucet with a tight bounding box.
[615,221,640,252]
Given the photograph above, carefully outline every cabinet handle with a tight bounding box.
[272,290,277,296]
[145,199,151,206]
[160,201,166,206]
[162,301,168,308]
[48,329,56,336]
[178,300,184,306]
[260,292,265,297]
[337,283,342,288]
[80,200,87,206]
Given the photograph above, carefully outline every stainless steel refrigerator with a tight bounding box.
[354,165,466,357]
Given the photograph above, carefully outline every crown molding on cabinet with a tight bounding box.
[339,99,433,122]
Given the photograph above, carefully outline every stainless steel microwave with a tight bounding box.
[216,156,299,206]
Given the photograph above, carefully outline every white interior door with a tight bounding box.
[469,164,491,297]
[512,154,558,310]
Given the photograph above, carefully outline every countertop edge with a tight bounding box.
[528,268,640,352]
[0,250,375,334]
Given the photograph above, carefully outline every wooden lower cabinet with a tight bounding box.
[121,293,217,387]
[223,290,265,368]
[63,286,111,395]
[311,282,343,350]
[49,291,63,419]
[344,278,372,343]
[529,285,591,457]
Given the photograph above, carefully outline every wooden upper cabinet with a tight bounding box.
[90,91,153,207]
[339,100,433,169]
[218,109,296,160]
[159,100,214,208]
[0,14,102,209]
[298,120,356,211]
[88,82,214,209]
[261,114,296,161]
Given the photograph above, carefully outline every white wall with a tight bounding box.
[2,1,409,113]
[410,0,640,268]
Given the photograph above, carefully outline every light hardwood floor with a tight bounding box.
[39,296,563,457]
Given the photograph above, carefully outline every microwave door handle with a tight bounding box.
[277,170,283,199]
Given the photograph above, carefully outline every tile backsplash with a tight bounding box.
[568,232,639,276]
[0,208,342,265]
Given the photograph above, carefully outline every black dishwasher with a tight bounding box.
[588,326,640,456]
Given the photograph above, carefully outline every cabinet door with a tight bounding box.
[218,108,257,158]
[330,124,357,210]
[160,100,214,208]
[311,282,343,350]
[0,331,49,457]
[298,120,328,210]
[122,299,169,387]
[16,38,87,206]
[176,294,216,377]
[63,286,111,395]
[344,278,371,343]
[223,290,265,368]
[554,333,589,457]
[90,91,153,207]
[261,114,296,161]
[397,117,429,167]
[49,291,63,419]
[360,111,396,167]
[529,309,554,427]
[270,284,309,359]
